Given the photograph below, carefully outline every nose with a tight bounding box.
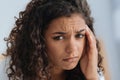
[65,38,77,54]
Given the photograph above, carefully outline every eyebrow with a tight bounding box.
[52,29,85,34]
[76,29,85,33]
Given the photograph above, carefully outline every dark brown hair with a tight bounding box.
[5,0,103,80]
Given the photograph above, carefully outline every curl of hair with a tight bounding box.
[5,0,104,80]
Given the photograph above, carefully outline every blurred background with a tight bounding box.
[0,0,120,80]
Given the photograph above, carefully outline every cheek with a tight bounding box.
[45,41,64,60]
[77,39,86,55]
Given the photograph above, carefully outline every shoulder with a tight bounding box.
[0,54,7,66]
[0,54,9,80]
[0,54,5,61]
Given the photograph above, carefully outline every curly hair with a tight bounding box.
[5,0,103,80]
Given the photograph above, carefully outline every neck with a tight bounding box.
[50,67,66,80]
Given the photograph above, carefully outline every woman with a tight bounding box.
[5,0,104,80]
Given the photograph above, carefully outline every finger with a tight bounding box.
[85,25,97,49]
[85,25,98,61]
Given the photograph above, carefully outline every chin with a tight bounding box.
[63,63,78,70]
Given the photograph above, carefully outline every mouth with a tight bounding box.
[63,56,79,62]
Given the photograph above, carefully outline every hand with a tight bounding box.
[80,25,98,80]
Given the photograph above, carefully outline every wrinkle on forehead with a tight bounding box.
[60,19,80,32]
[47,14,86,34]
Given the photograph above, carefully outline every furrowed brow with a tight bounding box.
[76,29,85,33]
[52,32,66,34]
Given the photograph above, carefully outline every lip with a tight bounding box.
[63,56,78,62]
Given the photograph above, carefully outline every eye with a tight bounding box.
[52,36,64,40]
[75,34,85,38]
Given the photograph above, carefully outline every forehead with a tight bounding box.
[47,14,86,32]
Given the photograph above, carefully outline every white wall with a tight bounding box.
[113,7,120,42]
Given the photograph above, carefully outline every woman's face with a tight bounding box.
[45,14,86,70]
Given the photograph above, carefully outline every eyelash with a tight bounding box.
[53,36,64,40]
[75,34,85,38]
[53,34,85,40]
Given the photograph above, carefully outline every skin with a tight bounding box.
[44,14,98,80]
